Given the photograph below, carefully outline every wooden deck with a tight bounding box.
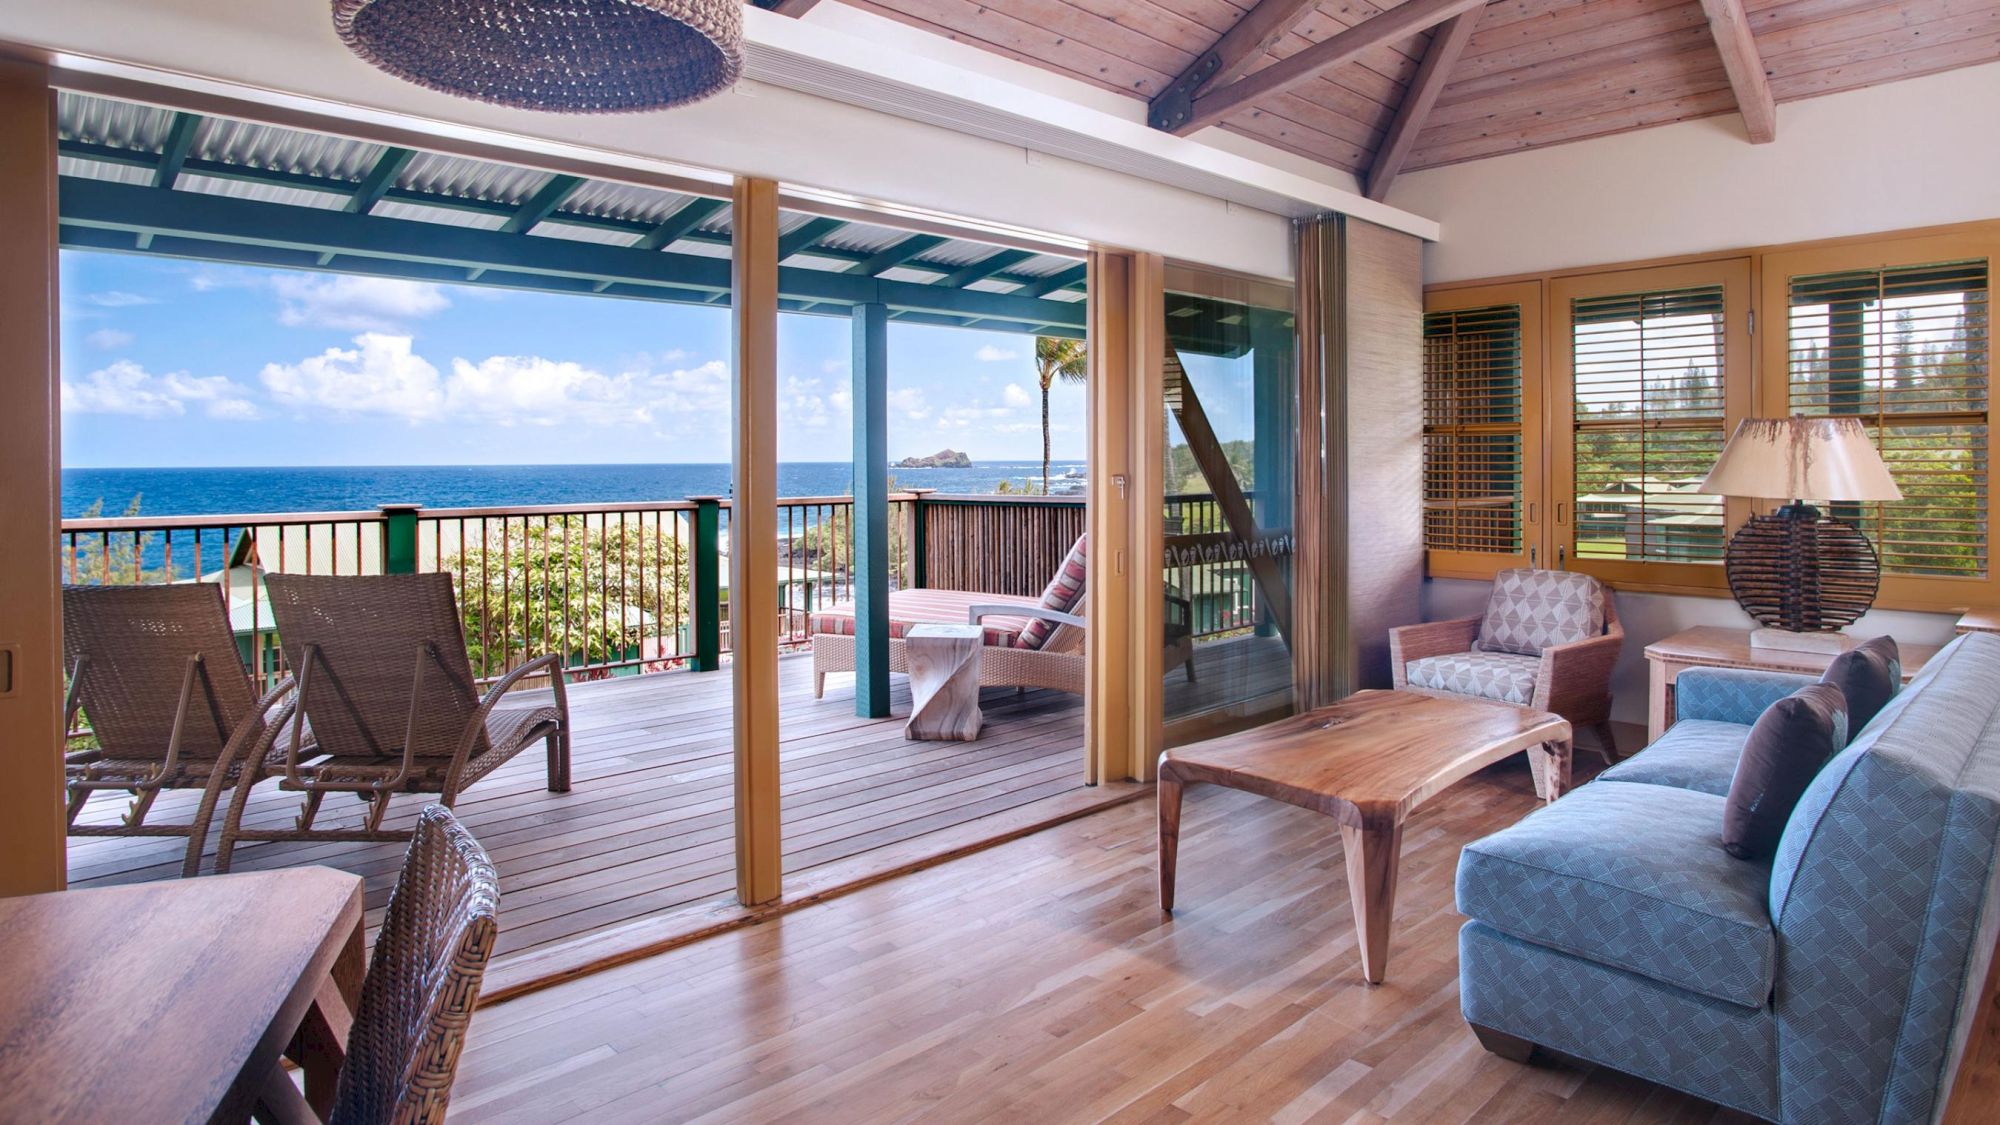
[65,653,1089,966]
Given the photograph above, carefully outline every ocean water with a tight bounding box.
[62,461,1086,519]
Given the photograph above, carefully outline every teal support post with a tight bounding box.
[379,504,420,575]
[1249,307,1297,640]
[905,488,933,589]
[689,496,723,672]
[852,303,892,718]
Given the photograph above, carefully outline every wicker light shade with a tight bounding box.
[333,0,742,114]
[1700,416,1903,638]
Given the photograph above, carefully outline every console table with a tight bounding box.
[1643,626,1938,743]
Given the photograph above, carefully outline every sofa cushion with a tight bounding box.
[1476,567,1606,656]
[1598,719,1750,797]
[1819,634,1900,733]
[1724,683,1849,861]
[1405,650,1538,706]
[1457,780,1775,1009]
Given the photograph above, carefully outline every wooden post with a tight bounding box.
[1085,248,1165,784]
[0,60,66,896]
[730,177,782,907]
[688,496,722,672]
[850,302,891,718]
[377,504,420,574]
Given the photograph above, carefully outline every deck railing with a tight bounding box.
[58,488,1269,688]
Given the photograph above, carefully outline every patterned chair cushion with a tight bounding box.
[1598,719,1751,797]
[811,589,1036,648]
[1018,534,1087,651]
[1456,780,1777,1009]
[1405,651,1539,706]
[1476,567,1606,657]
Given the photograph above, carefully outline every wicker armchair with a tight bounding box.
[60,584,302,878]
[1390,568,1624,783]
[331,804,499,1125]
[213,572,571,872]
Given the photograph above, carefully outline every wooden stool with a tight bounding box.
[904,624,983,741]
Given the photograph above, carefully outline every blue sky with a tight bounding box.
[58,250,1088,468]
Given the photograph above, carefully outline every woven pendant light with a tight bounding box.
[333,0,742,114]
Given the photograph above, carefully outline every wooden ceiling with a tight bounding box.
[822,0,2000,199]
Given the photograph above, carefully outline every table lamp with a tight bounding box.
[1698,415,1903,653]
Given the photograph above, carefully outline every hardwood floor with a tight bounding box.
[451,749,1772,1124]
[64,654,1094,966]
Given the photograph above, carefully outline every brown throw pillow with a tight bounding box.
[1723,683,1850,861]
[1819,634,1901,734]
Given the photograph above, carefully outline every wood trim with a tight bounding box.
[1086,249,1144,783]
[1131,252,1168,780]
[1697,0,1778,144]
[1422,279,1545,579]
[1366,8,1483,201]
[1293,216,1339,711]
[731,176,783,907]
[1170,0,1491,137]
[1547,258,1753,592]
[0,59,66,896]
[1756,229,2000,614]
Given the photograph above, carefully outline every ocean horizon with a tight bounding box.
[62,461,1088,519]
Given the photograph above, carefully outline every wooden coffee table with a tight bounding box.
[1157,689,1571,985]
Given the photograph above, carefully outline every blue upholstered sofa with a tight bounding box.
[1455,631,2000,1123]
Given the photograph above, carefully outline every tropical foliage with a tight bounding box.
[1034,337,1087,495]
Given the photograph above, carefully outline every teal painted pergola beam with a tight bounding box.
[58,177,1088,336]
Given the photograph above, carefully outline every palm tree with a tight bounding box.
[1034,336,1087,495]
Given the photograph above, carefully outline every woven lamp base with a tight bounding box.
[1723,502,1882,639]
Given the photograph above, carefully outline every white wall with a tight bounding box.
[1402,64,2000,722]
[0,0,1302,278]
[1397,60,2000,284]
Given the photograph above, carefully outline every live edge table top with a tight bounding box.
[1158,689,1573,830]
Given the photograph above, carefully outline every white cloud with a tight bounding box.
[888,387,931,423]
[260,333,446,422]
[272,275,452,332]
[86,328,134,350]
[63,360,258,420]
[1002,382,1034,407]
[974,344,1019,362]
[446,354,642,427]
[85,291,157,308]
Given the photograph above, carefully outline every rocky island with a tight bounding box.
[894,448,972,468]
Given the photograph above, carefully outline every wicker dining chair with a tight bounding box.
[61,584,300,877]
[331,804,499,1125]
[213,572,571,872]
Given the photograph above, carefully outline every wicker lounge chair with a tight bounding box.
[330,804,499,1125]
[213,572,571,872]
[61,584,300,878]
[810,534,1197,699]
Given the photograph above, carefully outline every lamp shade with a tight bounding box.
[333,0,742,114]
[1698,416,1904,503]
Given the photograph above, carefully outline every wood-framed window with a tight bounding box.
[1421,281,1543,578]
[1761,231,1999,612]
[1549,260,1752,593]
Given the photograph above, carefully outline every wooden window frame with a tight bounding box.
[1548,259,1754,596]
[1759,230,2000,614]
[1422,280,1544,579]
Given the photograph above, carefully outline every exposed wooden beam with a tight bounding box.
[151,112,200,190]
[1697,0,1777,143]
[777,216,846,260]
[346,146,415,215]
[633,196,726,251]
[1163,0,1490,137]
[1365,9,1482,201]
[501,174,584,235]
[938,248,1032,288]
[846,233,947,277]
[1147,0,1322,132]
[1020,263,1087,298]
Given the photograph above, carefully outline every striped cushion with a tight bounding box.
[1019,534,1088,651]
[811,588,1037,648]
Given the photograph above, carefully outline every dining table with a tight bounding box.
[0,865,365,1123]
